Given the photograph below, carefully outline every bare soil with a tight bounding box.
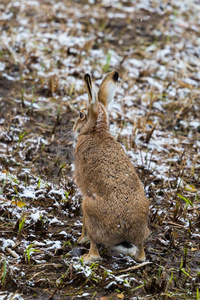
[0,1,200,300]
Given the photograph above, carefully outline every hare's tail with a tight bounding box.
[112,242,138,256]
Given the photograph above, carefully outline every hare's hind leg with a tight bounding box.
[77,216,90,244]
[135,243,146,262]
[81,196,102,262]
[83,238,101,262]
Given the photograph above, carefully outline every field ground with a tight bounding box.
[0,0,200,299]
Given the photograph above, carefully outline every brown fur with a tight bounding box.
[73,71,149,262]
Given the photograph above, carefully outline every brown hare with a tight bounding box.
[73,70,149,262]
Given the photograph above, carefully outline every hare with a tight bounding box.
[73,70,149,262]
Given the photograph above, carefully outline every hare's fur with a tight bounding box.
[73,71,149,262]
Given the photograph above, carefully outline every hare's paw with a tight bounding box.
[77,235,90,244]
[82,253,102,262]
[135,246,146,262]
[82,240,102,262]
[135,253,146,262]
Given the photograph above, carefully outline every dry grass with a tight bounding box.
[0,0,200,299]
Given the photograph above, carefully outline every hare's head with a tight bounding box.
[73,70,119,139]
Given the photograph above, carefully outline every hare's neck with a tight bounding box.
[95,104,109,132]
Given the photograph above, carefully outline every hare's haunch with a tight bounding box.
[73,71,149,262]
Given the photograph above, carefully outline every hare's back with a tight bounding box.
[81,134,145,199]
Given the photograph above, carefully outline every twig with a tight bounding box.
[48,278,63,300]
[48,264,72,300]
[28,271,45,281]
[167,221,185,228]
[116,261,152,273]
[10,290,21,300]
[6,247,19,258]
[145,122,157,144]
[2,34,20,65]
[0,196,7,202]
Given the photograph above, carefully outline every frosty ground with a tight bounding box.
[0,0,200,299]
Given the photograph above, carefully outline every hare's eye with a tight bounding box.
[79,112,85,120]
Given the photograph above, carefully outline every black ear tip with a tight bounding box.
[113,71,119,82]
[84,73,90,80]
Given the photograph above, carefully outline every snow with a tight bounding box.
[0,292,24,300]
[190,120,200,129]
[49,217,64,225]
[0,0,199,296]
[59,231,69,237]
[46,240,62,250]
[1,239,16,251]
[26,0,40,6]
[2,73,15,81]
[0,62,5,71]
[20,188,36,199]
[31,211,43,221]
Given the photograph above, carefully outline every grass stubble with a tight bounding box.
[0,0,200,299]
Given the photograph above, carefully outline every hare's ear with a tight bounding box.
[84,74,97,105]
[98,70,119,106]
